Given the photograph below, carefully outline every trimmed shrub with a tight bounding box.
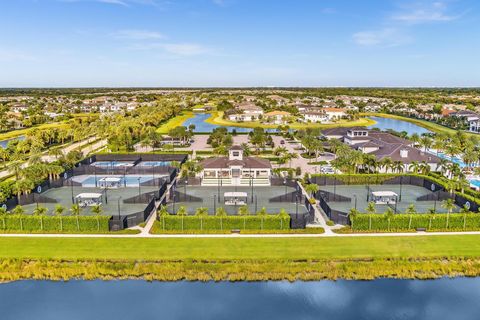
[351,213,480,232]
[0,215,111,232]
[156,215,290,231]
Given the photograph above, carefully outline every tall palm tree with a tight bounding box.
[256,207,268,230]
[53,204,66,231]
[278,208,290,230]
[441,198,455,229]
[11,205,25,230]
[70,204,82,231]
[237,205,250,230]
[215,207,227,231]
[0,207,7,230]
[91,204,103,231]
[177,206,188,231]
[33,206,48,231]
[366,201,376,214]
[195,207,209,231]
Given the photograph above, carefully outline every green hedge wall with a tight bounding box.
[352,213,480,232]
[157,215,290,231]
[312,173,480,206]
[0,215,111,232]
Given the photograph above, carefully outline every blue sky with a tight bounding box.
[0,0,479,87]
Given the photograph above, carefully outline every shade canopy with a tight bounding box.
[75,193,103,200]
[224,192,248,198]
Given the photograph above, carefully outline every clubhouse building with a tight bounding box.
[199,146,272,186]
[322,127,442,172]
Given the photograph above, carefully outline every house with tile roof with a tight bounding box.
[322,127,441,173]
[199,146,272,186]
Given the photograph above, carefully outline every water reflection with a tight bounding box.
[368,116,431,135]
[1,278,480,320]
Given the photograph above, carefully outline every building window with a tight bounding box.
[233,151,239,157]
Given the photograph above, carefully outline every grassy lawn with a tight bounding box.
[157,111,195,134]
[206,111,376,130]
[364,113,476,136]
[3,235,480,261]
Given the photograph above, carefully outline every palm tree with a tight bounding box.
[305,183,319,198]
[33,206,48,231]
[237,205,250,230]
[11,205,25,231]
[392,161,404,174]
[53,204,66,231]
[409,161,420,174]
[256,207,268,230]
[70,204,82,231]
[278,208,289,230]
[441,198,455,229]
[410,133,420,147]
[0,207,7,230]
[158,205,170,231]
[405,204,417,229]
[91,204,103,231]
[460,204,470,230]
[366,201,376,214]
[177,206,188,231]
[215,207,227,231]
[195,207,209,231]
[385,207,394,231]
[419,136,432,152]
[348,208,360,230]
[0,146,9,168]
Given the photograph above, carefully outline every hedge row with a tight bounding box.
[157,215,290,231]
[352,213,480,231]
[0,215,111,232]
[312,173,480,206]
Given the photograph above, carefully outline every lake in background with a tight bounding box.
[183,113,276,133]
[1,278,479,320]
[0,135,25,148]
[368,116,431,135]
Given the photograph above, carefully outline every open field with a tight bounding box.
[205,111,376,130]
[3,235,480,260]
[157,111,195,134]
[4,235,480,280]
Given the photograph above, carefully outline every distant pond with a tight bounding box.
[0,135,25,148]
[368,116,431,135]
[183,113,275,133]
[1,278,479,320]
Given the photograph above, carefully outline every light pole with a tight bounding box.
[117,196,122,220]
[399,176,403,202]
[184,179,188,202]
[255,195,257,213]
[70,178,74,204]
[354,194,357,210]
[295,194,299,218]
[284,178,287,201]
[104,185,108,204]
[138,177,141,197]
[94,166,97,188]
[172,193,176,214]
[213,195,217,213]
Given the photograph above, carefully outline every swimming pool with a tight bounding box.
[138,161,172,167]
[470,179,480,190]
[79,175,154,187]
[430,152,467,168]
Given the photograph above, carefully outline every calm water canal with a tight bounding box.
[368,116,431,135]
[1,278,479,319]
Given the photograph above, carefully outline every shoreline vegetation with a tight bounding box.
[4,235,480,281]
[205,111,376,129]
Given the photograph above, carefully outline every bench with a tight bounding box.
[416,228,427,232]
[231,229,241,234]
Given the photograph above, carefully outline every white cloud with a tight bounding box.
[113,29,165,40]
[352,28,411,47]
[392,1,461,24]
